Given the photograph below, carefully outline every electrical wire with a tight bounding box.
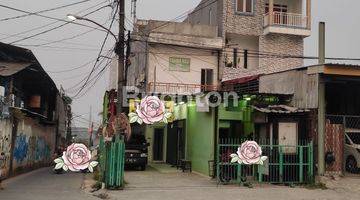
[3,3,110,44]
[0,0,92,21]
[65,49,114,92]
[0,0,109,41]
[70,1,118,98]
[0,4,104,31]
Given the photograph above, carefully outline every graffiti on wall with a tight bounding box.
[13,134,28,162]
[0,132,11,174]
[13,134,52,163]
[35,137,51,161]
[0,133,11,153]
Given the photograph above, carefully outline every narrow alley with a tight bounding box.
[0,168,97,200]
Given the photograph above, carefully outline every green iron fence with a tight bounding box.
[216,138,314,185]
[99,135,125,189]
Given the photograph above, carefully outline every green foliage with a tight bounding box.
[63,95,72,105]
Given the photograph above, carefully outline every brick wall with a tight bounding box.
[259,34,304,73]
[220,0,305,81]
[222,0,265,36]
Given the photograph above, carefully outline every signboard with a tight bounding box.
[169,57,190,72]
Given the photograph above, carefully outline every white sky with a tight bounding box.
[0,0,360,127]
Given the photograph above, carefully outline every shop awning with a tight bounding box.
[252,105,310,114]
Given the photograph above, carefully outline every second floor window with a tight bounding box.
[236,0,253,14]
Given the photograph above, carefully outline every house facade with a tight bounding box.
[128,20,223,95]
[0,42,70,178]
[187,0,311,80]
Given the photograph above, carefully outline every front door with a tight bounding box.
[278,122,298,154]
[153,129,164,161]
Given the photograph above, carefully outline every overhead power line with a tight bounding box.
[6,3,111,44]
[0,0,109,41]
[0,0,92,22]
[71,1,119,98]
[0,4,104,31]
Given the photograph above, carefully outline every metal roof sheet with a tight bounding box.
[252,105,310,114]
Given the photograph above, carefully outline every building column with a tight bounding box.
[318,75,325,176]
[269,0,274,25]
[306,0,311,29]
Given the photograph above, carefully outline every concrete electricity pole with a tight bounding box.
[115,0,125,130]
[67,0,127,137]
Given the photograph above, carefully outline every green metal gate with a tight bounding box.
[216,138,314,184]
[99,135,125,189]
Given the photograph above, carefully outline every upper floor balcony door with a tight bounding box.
[263,0,311,37]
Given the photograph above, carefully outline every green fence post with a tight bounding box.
[99,136,105,182]
[258,165,263,183]
[105,144,109,188]
[120,140,125,187]
[299,146,304,183]
[216,141,220,184]
[309,141,314,180]
[110,141,115,186]
[237,164,242,185]
[279,146,283,183]
[115,135,120,187]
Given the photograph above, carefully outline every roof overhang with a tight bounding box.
[135,33,223,50]
[253,105,310,114]
[307,63,360,76]
[0,62,32,76]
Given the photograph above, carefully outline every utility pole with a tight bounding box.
[317,22,326,176]
[125,30,131,86]
[115,0,125,136]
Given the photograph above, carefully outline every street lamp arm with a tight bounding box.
[67,14,117,41]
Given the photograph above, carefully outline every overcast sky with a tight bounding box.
[0,0,359,127]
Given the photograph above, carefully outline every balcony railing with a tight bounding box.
[147,82,219,95]
[264,12,309,29]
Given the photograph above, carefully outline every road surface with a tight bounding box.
[0,168,97,200]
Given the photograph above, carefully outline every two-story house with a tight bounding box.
[187,0,311,80]
[128,20,223,95]
[126,20,223,165]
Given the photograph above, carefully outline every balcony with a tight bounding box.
[147,82,219,95]
[263,12,311,37]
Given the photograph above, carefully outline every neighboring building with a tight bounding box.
[186,0,312,80]
[128,20,223,95]
[0,42,70,178]
[256,63,360,175]
[71,127,90,147]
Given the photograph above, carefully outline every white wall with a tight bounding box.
[147,44,219,94]
[226,34,259,71]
